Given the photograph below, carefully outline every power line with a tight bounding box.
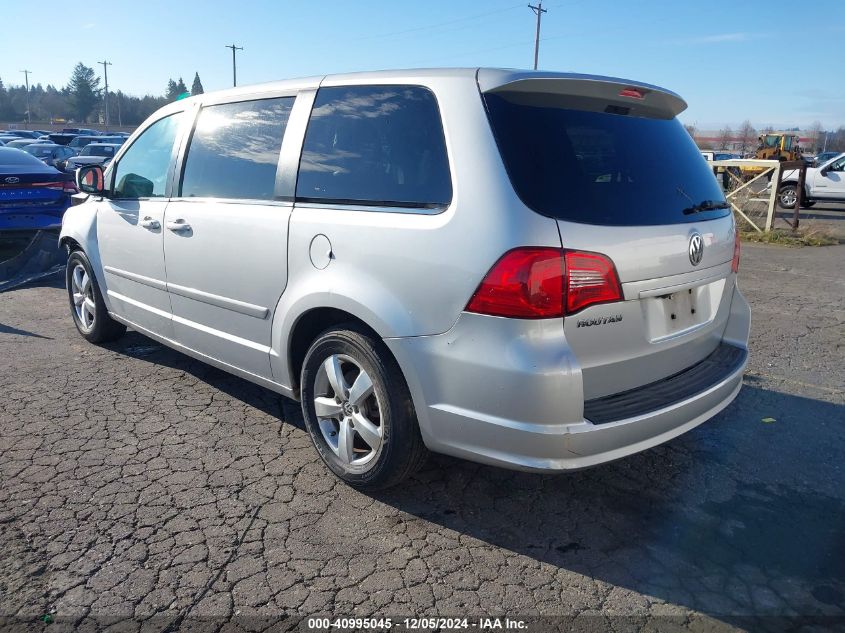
[98,60,112,129]
[20,70,32,124]
[225,43,244,87]
[528,2,547,70]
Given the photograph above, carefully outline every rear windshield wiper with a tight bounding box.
[682,200,730,215]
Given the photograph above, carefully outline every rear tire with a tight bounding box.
[66,250,126,343]
[300,324,427,489]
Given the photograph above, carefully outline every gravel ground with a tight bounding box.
[784,201,845,241]
[0,242,843,632]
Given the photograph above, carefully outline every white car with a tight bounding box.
[778,152,845,208]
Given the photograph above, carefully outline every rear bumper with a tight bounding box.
[385,286,750,472]
[0,208,68,231]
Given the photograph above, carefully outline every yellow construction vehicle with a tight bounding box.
[735,132,803,181]
[755,132,803,161]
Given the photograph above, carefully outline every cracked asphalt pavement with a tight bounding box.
[0,242,843,632]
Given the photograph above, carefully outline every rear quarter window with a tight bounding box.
[296,85,451,209]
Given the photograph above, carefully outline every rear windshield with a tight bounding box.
[484,92,729,226]
[27,145,54,156]
[85,146,113,156]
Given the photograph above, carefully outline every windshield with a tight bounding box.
[484,92,729,226]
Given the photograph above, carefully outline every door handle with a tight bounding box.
[140,217,160,230]
[165,219,192,232]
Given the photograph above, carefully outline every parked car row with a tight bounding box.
[0,127,130,173]
[0,128,125,233]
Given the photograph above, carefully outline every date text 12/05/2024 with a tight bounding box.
[306,617,528,630]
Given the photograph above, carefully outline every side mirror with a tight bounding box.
[76,164,105,195]
[819,167,830,177]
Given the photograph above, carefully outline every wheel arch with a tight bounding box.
[58,202,110,309]
[778,179,809,195]
[59,235,82,252]
[284,306,396,398]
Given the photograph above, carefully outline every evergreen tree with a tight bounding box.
[190,72,204,96]
[67,63,101,122]
[175,77,188,96]
[0,77,9,120]
[165,79,179,101]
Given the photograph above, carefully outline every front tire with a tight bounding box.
[66,250,126,343]
[778,184,798,209]
[300,325,427,489]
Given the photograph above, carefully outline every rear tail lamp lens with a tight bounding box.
[564,250,623,314]
[465,247,564,318]
[465,248,623,319]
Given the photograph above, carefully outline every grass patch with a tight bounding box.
[739,229,840,247]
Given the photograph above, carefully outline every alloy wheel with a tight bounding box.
[71,263,96,332]
[313,354,383,467]
[779,186,797,208]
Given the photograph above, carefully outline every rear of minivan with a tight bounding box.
[385,70,749,471]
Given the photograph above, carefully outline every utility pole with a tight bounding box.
[98,60,112,129]
[20,69,32,125]
[225,43,243,87]
[528,2,547,70]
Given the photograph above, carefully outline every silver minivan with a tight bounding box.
[62,68,750,488]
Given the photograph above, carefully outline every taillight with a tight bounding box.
[564,250,623,314]
[465,248,564,318]
[731,231,741,273]
[618,87,645,99]
[37,180,76,193]
[465,248,623,319]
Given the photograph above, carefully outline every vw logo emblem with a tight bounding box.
[4,177,20,184]
[688,232,704,266]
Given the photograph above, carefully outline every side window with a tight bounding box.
[113,112,183,199]
[296,85,452,208]
[180,97,294,200]
[830,158,845,172]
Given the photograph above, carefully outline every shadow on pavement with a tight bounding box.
[105,331,302,430]
[0,323,53,339]
[102,330,845,624]
[375,385,845,624]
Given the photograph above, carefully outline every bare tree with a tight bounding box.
[806,121,822,153]
[737,120,756,156]
[828,126,845,152]
[718,126,733,151]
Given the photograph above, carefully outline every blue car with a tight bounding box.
[0,147,76,231]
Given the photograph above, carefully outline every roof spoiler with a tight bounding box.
[477,69,687,119]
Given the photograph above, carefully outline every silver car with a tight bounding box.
[61,68,750,488]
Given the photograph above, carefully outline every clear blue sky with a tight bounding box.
[2,0,843,130]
